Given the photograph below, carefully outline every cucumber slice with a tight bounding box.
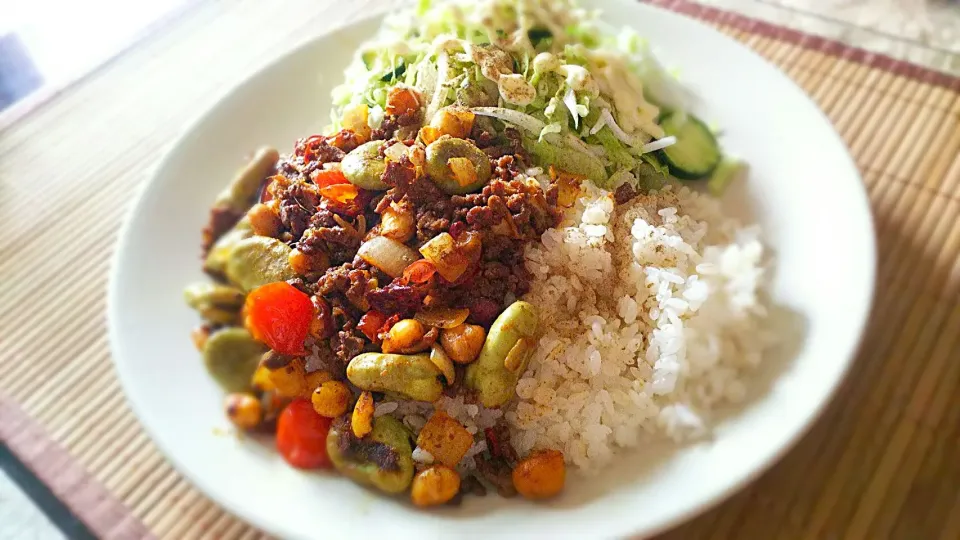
[659,112,721,180]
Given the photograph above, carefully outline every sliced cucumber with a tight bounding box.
[658,112,721,180]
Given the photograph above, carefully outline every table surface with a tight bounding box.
[1,1,958,539]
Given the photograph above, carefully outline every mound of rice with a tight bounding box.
[374,183,774,473]
[508,183,774,470]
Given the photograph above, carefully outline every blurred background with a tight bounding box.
[0,0,957,127]
[0,0,957,538]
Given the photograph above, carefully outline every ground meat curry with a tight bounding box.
[187,85,571,506]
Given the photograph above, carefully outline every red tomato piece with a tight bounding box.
[319,183,359,204]
[276,399,332,469]
[401,260,437,285]
[244,282,314,355]
[357,310,387,341]
[313,169,350,189]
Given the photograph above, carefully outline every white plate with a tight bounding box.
[108,1,875,538]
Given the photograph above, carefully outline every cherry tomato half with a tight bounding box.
[276,399,333,469]
[244,282,313,355]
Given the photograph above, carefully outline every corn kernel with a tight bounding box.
[311,380,351,418]
[265,355,307,398]
[352,391,374,437]
[250,365,276,393]
[411,465,461,507]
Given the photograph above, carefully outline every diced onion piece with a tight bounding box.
[358,236,420,278]
[415,307,471,329]
[419,232,475,282]
[639,136,677,154]
[384,142,409,162]
[341,104,371,141]
[471,107,546,135]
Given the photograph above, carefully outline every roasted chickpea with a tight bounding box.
[247,203,282,237]
[224,393,262,430]
[312,380,351,418]
[440,323,486,364]
[382,319,426,354]
[411,465,461,507]
[512,449,565,500]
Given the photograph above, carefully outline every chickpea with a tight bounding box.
[288,247,329,276]
[411,465,461,507]
[440,324,486,364]
[512,450,565,500]
[382,319,426,354]
[352,391,375,437]
[311,380,351,418]
[247,203,282,237]
[224,393,262,430]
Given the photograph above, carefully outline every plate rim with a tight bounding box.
[107,1,877,538]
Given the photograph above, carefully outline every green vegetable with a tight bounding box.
[184,283,245,325]
[203,218,253,276]
[464,301,539,408]
[347,353,444,402]
[327,415,415,494]
[202,328,267,393]
[525,136,607,185]
[341,141,389,190]
[593,128,635,171]
[659,112,721,180]
[424,137,492,195]
[380,60,406,82]
[225,237,296,292]
[212,147,279,212]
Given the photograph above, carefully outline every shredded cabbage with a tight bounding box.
[327,0,726,193]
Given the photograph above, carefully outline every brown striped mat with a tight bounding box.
[1,0,958,538]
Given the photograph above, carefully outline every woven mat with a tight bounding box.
[1,0,958,538]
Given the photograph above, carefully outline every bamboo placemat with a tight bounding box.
[1,0,958,538]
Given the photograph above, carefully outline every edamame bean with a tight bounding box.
[203,218,253,276]
[341,141,389,190]
[326,415,415,494]
[346,353,443,402]
[184,282,245,325]
[202,328,267,393]
[213,147,280,211]
[464,301,539,407]
[225,236,296,292]
[424,137,491,195]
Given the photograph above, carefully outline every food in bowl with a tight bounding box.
[185,0,774,507]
